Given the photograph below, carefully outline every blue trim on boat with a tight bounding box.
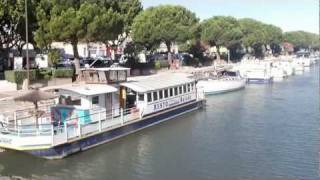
[247,78,273,84]
[25,101,203,159]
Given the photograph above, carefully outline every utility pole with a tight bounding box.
[25,0,30,88]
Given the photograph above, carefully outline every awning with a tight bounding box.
[121,73,195,93]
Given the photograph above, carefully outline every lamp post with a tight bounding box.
[25,0,30,88]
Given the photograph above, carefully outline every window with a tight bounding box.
[108,70,127,82]
[92,96,99,105]
[147,93,152,102]
[138,94,144,101]
[59,96,81,106]
[164,89,169,98]
[179,86,182,94]
[153,91,158,101]
[187,84,191,92]
[118,70,126,81]
[159,90,163,99]
[174,87,178,95]
[191,83,195,91]
[170,88,173,97]
[183,85,187,93]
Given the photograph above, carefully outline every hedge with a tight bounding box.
[4,68,74,85]
[4,70,37,85]
[53,69,74,78]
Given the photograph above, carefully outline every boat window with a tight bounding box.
[170,88,173,97]
[183,85,187,93]
[153,91,158,101]
[179,86,182,94]
[147,93,152,102]
[92,96,99,105]
[118,70,126,81]
[159,90,163,99]
[187,84,191,92]
[174,87,178,95]
[59,96,81,106]
[164,89,168,98]
[191,83,194,91]
[138,94,144,101]
[71,98,81,106]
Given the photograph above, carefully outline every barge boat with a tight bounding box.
[0,69,205,159]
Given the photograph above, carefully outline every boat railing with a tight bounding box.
[0,106,142,146]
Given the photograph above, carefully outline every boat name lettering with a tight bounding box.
[153,95,192,111]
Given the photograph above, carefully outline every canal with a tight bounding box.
[0,64,319,179]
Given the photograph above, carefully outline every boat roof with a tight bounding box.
[81,67,130,71]
[121,73,195,93]
[50,84,117,96]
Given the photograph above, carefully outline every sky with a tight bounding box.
[141,0,319,34]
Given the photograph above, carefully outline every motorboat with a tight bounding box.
[197,70,246,95]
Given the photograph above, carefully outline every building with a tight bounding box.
[51,42,109,59]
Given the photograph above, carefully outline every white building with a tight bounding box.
[51,42,109,59]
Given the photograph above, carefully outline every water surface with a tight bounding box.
[0,64,319,180]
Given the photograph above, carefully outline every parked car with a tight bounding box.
[56,59,74,69]
[80,57,113,68]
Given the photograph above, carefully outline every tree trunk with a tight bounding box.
[166,42,172,68]
[216,45,221,61]
[72,40,81,77]
[264,44,268,56]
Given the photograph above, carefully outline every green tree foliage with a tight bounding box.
[34,0,53,50]
[0,0,38,53]
[87,7,123,46]
[200,16,243,60]
[283,31,319,51]
[131,5,199,53]
[239,18,267,58]
[85,0,142,48]
[35,0,142,75]
[48,49,60,66]
[263,24,283,54]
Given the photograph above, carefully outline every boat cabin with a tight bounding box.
[120,74,197,117]
[51,84,118,125]
[81,67,130,84]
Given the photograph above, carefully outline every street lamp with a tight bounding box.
[25,0,29,88]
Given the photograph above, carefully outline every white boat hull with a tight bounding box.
[197,79,246,95]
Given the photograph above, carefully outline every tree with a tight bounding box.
[262,24,283,54]
[131,5,199,57]
[34,0,53,51]
[87,0,142,55]
[44,1,102,76]
[283,31,319,51]
[239,18,266,58]
[200,16,243,61]
[48,49,60,67]
[0,0,39,55]
[87,7,124,53]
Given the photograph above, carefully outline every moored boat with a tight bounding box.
[0,69,205,159]
[234,60,273,83]
[196,70,246,95]
[270,62,287,81]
